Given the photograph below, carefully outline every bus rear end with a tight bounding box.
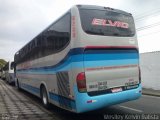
[72,5,142,113]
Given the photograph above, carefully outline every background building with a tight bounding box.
[140,51,160,90]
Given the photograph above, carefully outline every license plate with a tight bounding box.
[111,87,122,93]
[98,81,108,90]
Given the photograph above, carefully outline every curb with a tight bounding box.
[142,92,160,97]
[142,88,160,97]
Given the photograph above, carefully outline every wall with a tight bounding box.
[140,51,160,90]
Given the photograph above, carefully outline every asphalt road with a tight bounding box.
[0,79,160,120]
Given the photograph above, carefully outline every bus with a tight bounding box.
[4,61,14,84]
[14,5,142,113]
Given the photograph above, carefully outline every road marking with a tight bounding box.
[119,105,143,113]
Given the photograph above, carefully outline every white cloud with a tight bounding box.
[1,0,160,61]
[0,39,24,61]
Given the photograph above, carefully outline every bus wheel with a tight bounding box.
[41,86,50,109]
[17,80,21,90]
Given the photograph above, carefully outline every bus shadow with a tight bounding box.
[14,87,127,120]
[48,104,129,120]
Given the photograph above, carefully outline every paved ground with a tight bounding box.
[0,79,160,120]
[0,79,61,120]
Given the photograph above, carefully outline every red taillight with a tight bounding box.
[76,72,87,92]
[138,66,141,83]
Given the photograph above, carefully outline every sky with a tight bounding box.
[1,0,160,61]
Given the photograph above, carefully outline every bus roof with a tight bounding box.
[77,5,132,16]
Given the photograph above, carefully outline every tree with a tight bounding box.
[0,59,7,68]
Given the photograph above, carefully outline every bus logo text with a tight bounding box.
[92,18,129,29]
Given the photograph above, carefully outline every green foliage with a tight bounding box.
[0,59,7,68]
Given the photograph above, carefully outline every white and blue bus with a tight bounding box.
[14,5,142,113]
[4,61,14,84]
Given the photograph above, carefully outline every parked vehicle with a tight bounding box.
[14,5,141,113]
[4,61,15,84]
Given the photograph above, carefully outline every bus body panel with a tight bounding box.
[3,61,14,84]
[83,49,139,92]
[71,5,141,112]
[15,5,141,113]
[16,41,77,112]
[74,84,141,113]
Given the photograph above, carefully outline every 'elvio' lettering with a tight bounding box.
[92,18,129,29]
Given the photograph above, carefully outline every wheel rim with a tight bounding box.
[42,89,47,105]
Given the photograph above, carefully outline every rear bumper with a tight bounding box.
[74,84,142,113]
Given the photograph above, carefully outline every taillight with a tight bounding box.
[138,66,141,83]
[76,72,87,92]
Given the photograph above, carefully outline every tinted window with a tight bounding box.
[37,12,70,56]
[15,12,71,64]
[11,62,14,70]
[79,9,135,37]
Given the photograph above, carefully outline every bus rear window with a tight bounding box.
[79,9,135,37]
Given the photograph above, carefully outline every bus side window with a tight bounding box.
[44,12,71,53]
[15,12,71,64]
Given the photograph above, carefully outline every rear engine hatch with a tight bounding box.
[83,48,139,93]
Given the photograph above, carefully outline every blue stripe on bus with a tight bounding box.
[84,53,138,61]
[20,83,40,94]
[19,82,76,110]
[17,59,138,74]
[49,92,76,110]
[17,48,138,71]
[74,84,142,113]
[84,49,138,54]
[16,48,139,74]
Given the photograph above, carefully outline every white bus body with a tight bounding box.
[14,5,141,113]
[5,61,14,84]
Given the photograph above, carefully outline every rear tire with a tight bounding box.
[41,86,50,109]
